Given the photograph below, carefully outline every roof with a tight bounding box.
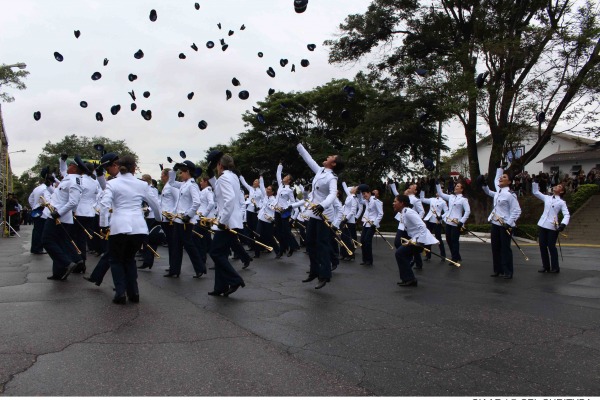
[538,147,600,163]
[476,130,596,147]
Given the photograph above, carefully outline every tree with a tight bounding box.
[28,134,138,179]
[326,0,600,180]
[213,78,445,191]
[0,63,29,103]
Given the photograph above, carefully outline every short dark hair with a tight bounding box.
[395,194,411,207]
[219,154,235,170]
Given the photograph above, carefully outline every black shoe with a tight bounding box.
[192,273,204,279]
[223,283,245,297]
[503,275,513,279]
[138,264,152,270]
[275,253,283,259]
[490,273,501,277]
[315,279,327,289]
[413,265,423,270]
[302,276,317,283]
[331,264,338,271]
[83,276,101,286]
[397,279,418,287]
[549,269,560,273]
[61,262,78,280]
[47,275,62,280]
[208,291,224,296]
[360,261,372,266]
[424,258,431,262]
[163,273,180,278]
[112,296,127,305]
[129,294,139,303]
[242,260,251,269]
[287,249,294,257]
[538,268,549,273]
[254,253,260,258]
[31,251,47,255]
[72,261,86,274]
[231,256,239,260]
[209,266,215,270]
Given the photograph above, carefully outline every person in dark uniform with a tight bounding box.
[206,151,246,296]
[166,160,205,278]
[532,178,569,273]
[393,194,439,287]
[84,152,120,286]
[482,168,522,279]
[42,156,88,280]
[99,155,161,304]
[296,143,344,289]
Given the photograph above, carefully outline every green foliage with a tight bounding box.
[565,184,600,213]
[32,134,138,177]
[220,78,446,189]
[0,64,29,103]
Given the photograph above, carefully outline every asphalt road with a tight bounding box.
[1,226,599,396]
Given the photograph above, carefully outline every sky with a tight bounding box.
[0,0,468,176]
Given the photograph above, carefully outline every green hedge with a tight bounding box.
[564,184,600,213]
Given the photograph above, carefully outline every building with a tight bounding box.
[450,130,598,177]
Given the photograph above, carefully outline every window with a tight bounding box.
[571,165,582,176]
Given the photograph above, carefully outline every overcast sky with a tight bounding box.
[0,0,467,176]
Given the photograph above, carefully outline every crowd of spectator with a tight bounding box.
[393,167,600,199]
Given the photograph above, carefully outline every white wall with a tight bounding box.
[451,133,592,177]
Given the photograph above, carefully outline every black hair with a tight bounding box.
[117,155,136,174]
[395,194,412,207]
[332,155,345,174]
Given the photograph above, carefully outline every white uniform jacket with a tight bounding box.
[275,164,294,211]
[296,143,337,220]
[170,176,201,223]
[48,174,83,224]
[29,183,47,210]
[257,176,276,223]
[160,182,179,222]
[420,193,448,223]
[239,176,263,213]
[403,207,439,245]
[198,186,217,218]
[209,170,243,230]
[482,185,521,227]
[532,182,570,229]
[362,197,384,228]
[99,173,161,234]
[76,175,100,217]
[436,184,470,226]
[341,182,359,223]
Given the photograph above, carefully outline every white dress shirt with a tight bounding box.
[436,184,470,226]
[296,144,337,220]
[209,169,243,230]
[532,182,570,229]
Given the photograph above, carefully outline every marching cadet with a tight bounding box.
[360,186,384,267]
[84,152,120,286]
[239,174,264,244]
[326,191,344,270]
[28,167,52,255]
[274,162,295,258]
[99,155,161,304]
[296,143,344,289]
[436,179,470,266]
[151,168,179,271]
[195,177,216,267]
[532,178,570,273]
[253,175,280,258]
[166,160,205,278]
[340,182,359,261]
[42,156,88,280]
[481,167,522,279]
[420,190,448,261]
[72,162,100,273]
[205,152,246,297]
[138,174,160,270]
[393,194,439,287]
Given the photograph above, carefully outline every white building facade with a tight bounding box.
[451,131,597,177]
